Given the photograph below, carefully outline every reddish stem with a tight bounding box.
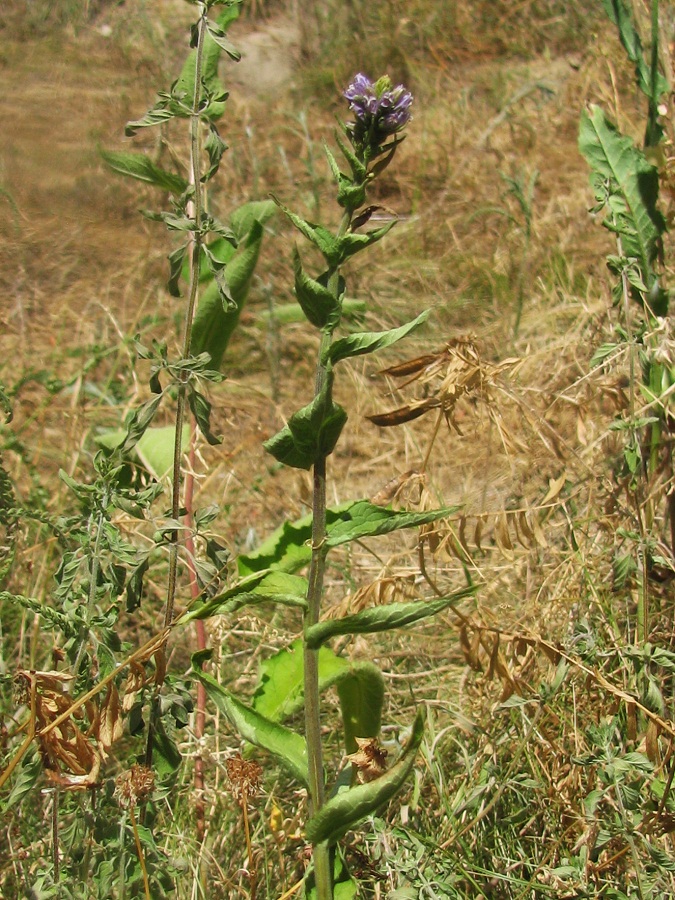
[184,423,207,843]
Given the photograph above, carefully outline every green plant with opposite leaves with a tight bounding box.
[183,71,474,898]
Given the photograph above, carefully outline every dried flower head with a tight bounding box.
[347,736,388,783]
[344,73,413,149]
[226,753,262,801]
[114,764,155,809]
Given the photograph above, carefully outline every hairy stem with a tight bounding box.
[146,7,208,774]
[303,209,353,899]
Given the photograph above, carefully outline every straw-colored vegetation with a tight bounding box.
[2,0,675,897]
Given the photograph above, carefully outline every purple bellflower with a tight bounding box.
[344,73,413,151]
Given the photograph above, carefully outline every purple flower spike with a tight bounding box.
[343,73,413,148]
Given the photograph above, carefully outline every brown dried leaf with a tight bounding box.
[98,684,123,751]
[626,700,637,742]
[378,353,440,379]
[495,511,514,558]
[542,471,568,506]
[518,511,535,548]
[459,625,483,672]
[369,470,418,506]
[122,662,147,714]
[645,719,661,763]
[367,401,436,427]
[474,517,484,552]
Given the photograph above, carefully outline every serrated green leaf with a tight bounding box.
[191,220,264,369]
[337,221,397,260]
[195,669,308,785]
[182,570,308,621]
[305,585,475,649]
[305,708,425,845]
[273,197,341,266]
[327,310,430,365]
[3,748,41,811]
[325,500,461,547]
[237,504,353,576]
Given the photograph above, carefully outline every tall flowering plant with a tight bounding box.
[188,74,472,899]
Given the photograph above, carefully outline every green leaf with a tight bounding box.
[305,708,425,845]
[95,424,189,479]
[293,248,342,329]
[264,376,347,470]
[305,585,475,649]
[304,848,358,900]
[273,197,341,266]
[171,6,240,123]
[3,748,41,812]
[325,500,461,548]
[336,663,385,753]
[579,105,665,307]
[257,298,366,327]
[602,0,668,107]
[202,124,228,182]
[195,668,309,785]
[188,387,222,446]
[230,200,276,242]
[328,310,430,365]
[153,722,182,777]
[99,149,188,194]
[252,638,350,722]
[119,394,164,455]
[237,504,353,576]
[205,18,241,61]
[337,220,396,260]
[181,570,308,621]
[191,220,265,369]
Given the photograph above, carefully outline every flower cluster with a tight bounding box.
[344,73,413,150]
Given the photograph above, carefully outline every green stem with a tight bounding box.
[146,7,208,775]
[303,208,353,900]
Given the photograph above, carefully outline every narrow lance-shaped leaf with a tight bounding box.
[181,571,308,622]
[305,708,425,845]
[327,310,430,365]
[237,503,353,576]
[195,667,309,786]
[305,585,475,649]
[325,500,461,547]
[272,196,341,267]
[99,149,188,194]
